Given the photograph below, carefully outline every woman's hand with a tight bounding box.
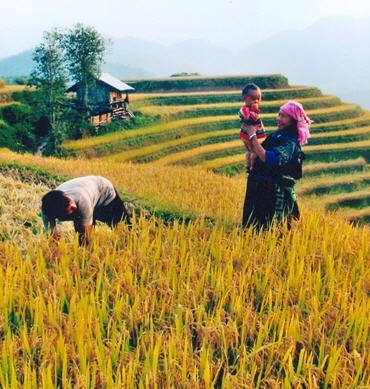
[241,123,257,137]
[243,125,266,163]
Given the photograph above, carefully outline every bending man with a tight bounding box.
[41,175,131,245]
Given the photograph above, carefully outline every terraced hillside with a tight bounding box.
[62,75,370,224]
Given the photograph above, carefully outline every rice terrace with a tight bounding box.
[0,73,369,387]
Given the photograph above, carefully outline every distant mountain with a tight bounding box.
[102,62,154,79]
[0,50,34,77]
[0,49,154,80]
[239,16,370,108]
[1,17,369,108]
[106,37,238,75]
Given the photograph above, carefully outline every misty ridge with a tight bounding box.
[0,16,369,108]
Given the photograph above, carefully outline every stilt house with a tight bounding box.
[66,73,135,126]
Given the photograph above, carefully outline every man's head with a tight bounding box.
[41,190,77,219]
[242,83,261,107]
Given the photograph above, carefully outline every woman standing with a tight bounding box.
[242,100,313,229]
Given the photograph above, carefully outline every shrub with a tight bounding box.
[0,120,17,150]
[60,109,96,139]
[14,76,30,85]
[11,89,43,106]
[170,72,201,77]
[94,112,157,137]
[0,103,33,126]
[13,123,36,151]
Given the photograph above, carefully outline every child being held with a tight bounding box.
[238,83,266,171]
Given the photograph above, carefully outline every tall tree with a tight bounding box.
[31,29,67,127]
[63,23,107,109]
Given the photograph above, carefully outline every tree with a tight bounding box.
[31,29,67,127]
[63,23,107,110]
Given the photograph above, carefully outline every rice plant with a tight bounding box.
[0,167,368,387]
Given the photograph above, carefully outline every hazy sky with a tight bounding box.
[1,0,369,58]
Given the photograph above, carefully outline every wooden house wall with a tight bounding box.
[75,82,125,105]
[91,112,112,126]
[109,90,123,103]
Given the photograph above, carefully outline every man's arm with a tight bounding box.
[73,222,93,246]
[41,212,58,242]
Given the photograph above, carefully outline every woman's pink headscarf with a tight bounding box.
[280,100,314,145]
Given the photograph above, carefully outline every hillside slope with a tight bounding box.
[62,75,370,224]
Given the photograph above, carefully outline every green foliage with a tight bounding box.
[11,88,42,105]
[214,164,244,176]
[0,96,50,151]
[0,105,37,151]
[0,104,36,151]
[0,78,5,88]
[304,163,367,178]
[94,112,158,136]
[10,89,51,138]
[0,120,17,149]
[0,103,32,125]
[2,25,112,154]
[13,123,37,151]
[60,109,95,140]
[328,196,370,210]
[306,180,370,196]
[307,148,370,164]
[63,23,108,108]
[3,76,30,85]
[130,74,289,92]
[30,29,67,127]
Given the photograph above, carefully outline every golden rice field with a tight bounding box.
[0,148,369,387]
[0,76,369,387]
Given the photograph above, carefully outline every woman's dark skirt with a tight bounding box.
[242,176,299,229]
